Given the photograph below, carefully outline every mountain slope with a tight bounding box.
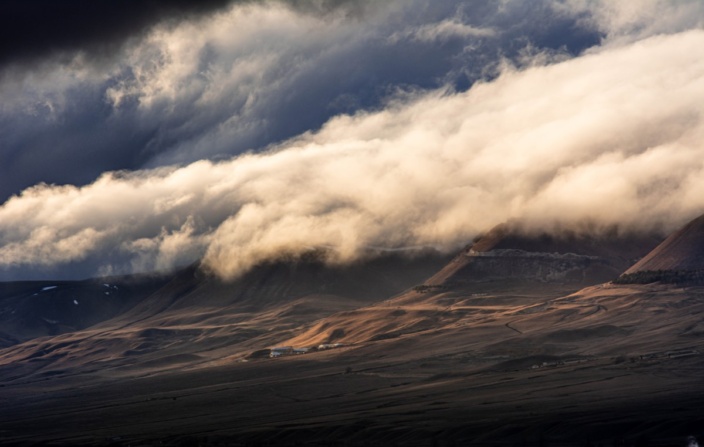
[619,214,704,284]
[425,224,661,286]
[0,249,452,378]
[0,275,169,348]
[3,280,704,446]
[282,225,664,347]
[1,226,702,446]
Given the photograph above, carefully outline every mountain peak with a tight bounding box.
[618,213,704,284]
[426,222,661,286]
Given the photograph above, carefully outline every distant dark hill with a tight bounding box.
[0,275,169,348]
[618,213,704,284]
[116,249,454,323]
[283,224,664,347]
[3,234,704,447]
[426,223,662,286]
[0,249,453,377]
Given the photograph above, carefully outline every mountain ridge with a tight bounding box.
[2,221,703,447]
[618,214,704,284]
[426,223,662,286]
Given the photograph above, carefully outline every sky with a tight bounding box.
[1,0,703,281]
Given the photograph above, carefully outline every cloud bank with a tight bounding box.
[1,0,704,280]
[0,0,599,203]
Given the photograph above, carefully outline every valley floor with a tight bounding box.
[1,282,703,446]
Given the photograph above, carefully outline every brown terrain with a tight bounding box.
[1,221,704,446]
[619,214,704,285]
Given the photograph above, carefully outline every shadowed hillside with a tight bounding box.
[618,214,704,285]
[0,249,452,379]
[425,223,662,287]
[0,275,170,348]
[2,225,703,447]
[281,225,663,347]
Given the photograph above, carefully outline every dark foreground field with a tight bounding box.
[2,281,703,447]
[1,351,703,447]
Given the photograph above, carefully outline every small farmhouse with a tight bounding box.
[270,346,294,358]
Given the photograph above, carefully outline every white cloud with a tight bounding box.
[2,1,704,280]
[390,18,496,44]
[553,0,704,46]
[2,28,704,279]
[102,2,386,165]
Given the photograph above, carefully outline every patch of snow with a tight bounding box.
[41,286,57,291]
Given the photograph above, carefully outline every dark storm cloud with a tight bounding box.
[0,0,234,68]
[0,0,602,204]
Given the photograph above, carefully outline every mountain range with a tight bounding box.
[1,215,703,446]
